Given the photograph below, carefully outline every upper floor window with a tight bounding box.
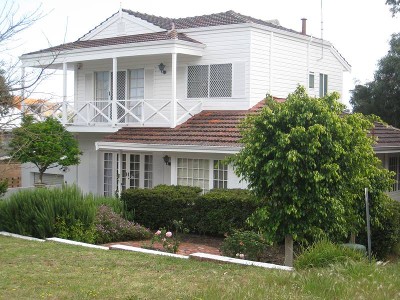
[187,64,232,98]
[319,73,328,97]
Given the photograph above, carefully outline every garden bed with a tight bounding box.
[105,233,286,265]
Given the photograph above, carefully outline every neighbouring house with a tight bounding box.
[18,8,400,199]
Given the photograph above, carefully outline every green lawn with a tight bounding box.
[0,236,399,300]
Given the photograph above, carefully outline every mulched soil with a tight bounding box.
[106,234,286,265]
[106,234,224,256]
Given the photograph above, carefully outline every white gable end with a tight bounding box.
[80,12,163,41]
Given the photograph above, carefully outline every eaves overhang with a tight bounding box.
[20,39,205,69]
[95,141,241,154]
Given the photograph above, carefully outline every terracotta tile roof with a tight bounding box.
[371,122,400,147]
[102,98,279,147]
[102,110,247,147]
[22,31,201,56]
[123,9,299,34]
[102,99,400,150]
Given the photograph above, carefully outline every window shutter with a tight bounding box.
[144,69,154,99]
[232,62,246,98]
[85,73,94,101]
[176,67,186,100]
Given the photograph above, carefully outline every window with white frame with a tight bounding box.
[95,71,110,101]
[309,72,315,89]
[129,69,144,99]
[177,158,210,192]
[389,156,400,191]
[319,73,328,97]
[213,160,228,189]
[187,64,232,98]
[128,154,140,189]
[103,153,113,196]
[144,155,153,189]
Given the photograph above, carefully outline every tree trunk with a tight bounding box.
[34,169,46,188]
[39,171,43,184]
[284,234,294,267]
[349,232,356,244]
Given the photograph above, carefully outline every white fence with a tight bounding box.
[25,99,203,127]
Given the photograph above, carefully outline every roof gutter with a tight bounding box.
[95,141,241,154]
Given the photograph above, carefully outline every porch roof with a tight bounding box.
[22,31,202,56]
[20,31,204,68]
[100,99,400,153]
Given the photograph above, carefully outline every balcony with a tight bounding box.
[24,98,203,131]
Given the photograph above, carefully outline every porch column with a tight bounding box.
[112,57,118,126]
[20,66,25,113]
[171,52,177,128]
[62,62,68,124]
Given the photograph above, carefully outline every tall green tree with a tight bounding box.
[230,86,393,266]
[350,33,400,127]
[9,116,81,184]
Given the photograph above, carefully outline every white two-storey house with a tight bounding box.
[21,8,383,197]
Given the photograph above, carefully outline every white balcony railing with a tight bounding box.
[24,99,202,128]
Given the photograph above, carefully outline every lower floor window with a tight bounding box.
[104,153,113,196]
[213,160,228,189]
[177,158,210,192]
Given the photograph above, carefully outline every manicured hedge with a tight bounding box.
[121,185,202,230]
[191,189,261,235]
[121,185,262,236]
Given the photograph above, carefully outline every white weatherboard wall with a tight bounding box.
[249,27,270,106]
[249,27,345,105]
[75,133,107,194]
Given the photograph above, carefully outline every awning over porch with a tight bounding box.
[20,30,205,68]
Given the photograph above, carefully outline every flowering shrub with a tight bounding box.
[95,205,152,244]
[220,230,269,261]
[148,220,188,253]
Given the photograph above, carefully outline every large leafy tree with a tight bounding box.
[230,87,393,266]
[9,116,81,184]
[350,33,400,127]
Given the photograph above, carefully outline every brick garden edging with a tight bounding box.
[0,231,293,271]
